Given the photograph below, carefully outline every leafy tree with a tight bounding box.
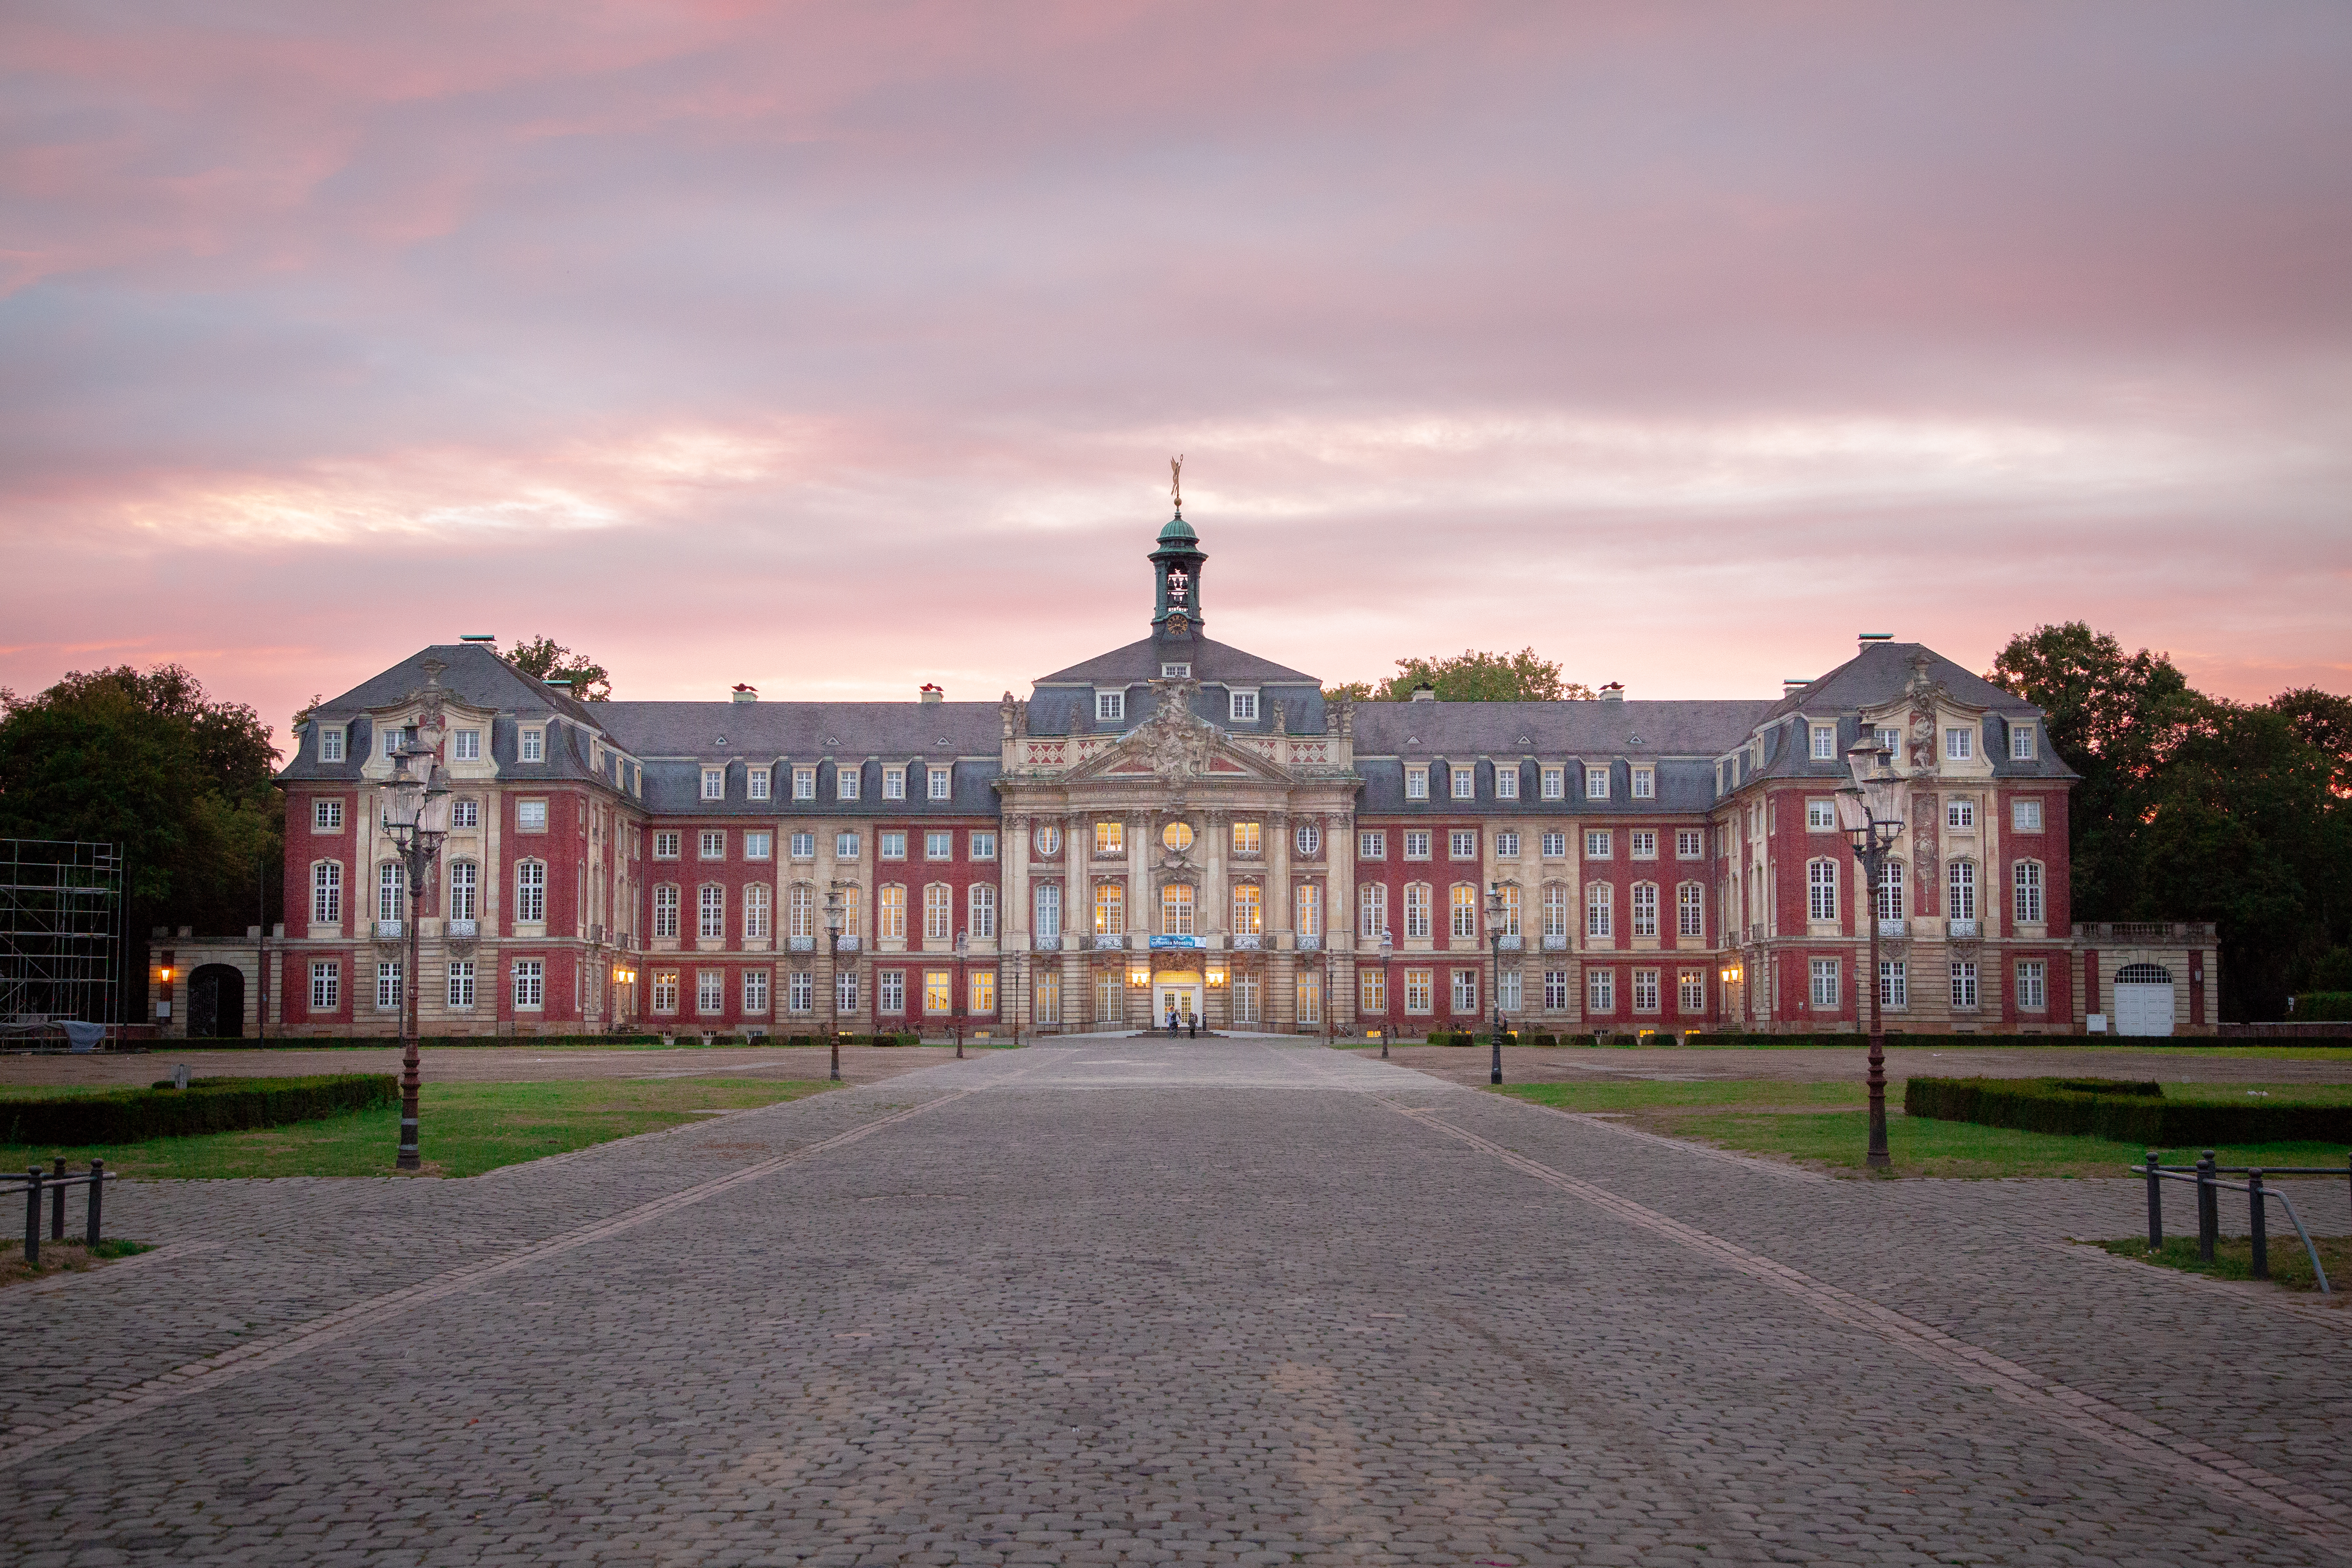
[1325,648,1593,705]
[504,635,612,700]
[0,664,283,1021]
[2270,688,2352,799]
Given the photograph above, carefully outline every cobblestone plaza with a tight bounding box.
[7,1041,2350,1566]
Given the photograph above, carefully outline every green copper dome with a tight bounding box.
[1157,514,1197,544]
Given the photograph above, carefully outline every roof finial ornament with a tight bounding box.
[1170,452,1183,516]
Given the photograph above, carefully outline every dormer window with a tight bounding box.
[1229,689,1258,723]
[1586,766,1610,800]
[884,766,906,800]
[1496,766,1519,800]
[318,726,345,762]
[452,730,481,762]
[748,767,771,801]
[1406,767,1429,801]
[1810,724,1836,760]
[1096,690,1125,723]
[837,766,860,801]
[792,765,816,800]
[928,765,951,800]
[1161,662,1190,679]
[1631,766,1655,800]
[2011,723,2038,761]
[702,767,725,801]
[519,728,544,763]
[1944,726,1974,762]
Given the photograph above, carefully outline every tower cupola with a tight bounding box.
[1150,459,1206,643]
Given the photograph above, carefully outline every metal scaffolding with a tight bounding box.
[0,840,123,1035]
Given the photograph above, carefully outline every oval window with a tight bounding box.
[1035,825,1062,858]
[1162,821,1194,853]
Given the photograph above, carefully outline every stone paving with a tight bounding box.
[4,1040,2351,1566]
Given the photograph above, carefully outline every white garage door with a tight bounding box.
[2113,963,2175,1037]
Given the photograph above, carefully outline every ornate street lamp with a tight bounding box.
[823,882,845,1082]
[1836,736,1908,1171]
[1485,882,1510,1086]
[380,742,450,1171]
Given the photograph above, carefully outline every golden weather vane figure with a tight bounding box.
[1171,453,1183,513]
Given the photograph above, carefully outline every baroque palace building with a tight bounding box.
[154,510,2218,1040]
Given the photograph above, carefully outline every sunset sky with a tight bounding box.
[4,3,2348,747]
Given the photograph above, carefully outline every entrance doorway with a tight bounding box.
[2112,962,2176,1037]
[1151,976,1203,1032]
[189,963,245,1039]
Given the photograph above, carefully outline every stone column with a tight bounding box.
[1129,809,1151,1028]
[1330,806,1356,1033]
[1269,809,1293,1027]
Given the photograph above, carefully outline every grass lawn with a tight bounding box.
[0,1078,835,1180]
[1495,1080,2352,1178]
[2094,1235,2352,1294]
[0,1238,158,1291]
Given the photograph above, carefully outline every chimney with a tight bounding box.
[920,683,944,705]
[731,684,757,704]
[544,678,572,693]
[1408,682,1436,702]
[1600,682,1624,704]
[1858,632,1894,650]
[1782,677,1811,697]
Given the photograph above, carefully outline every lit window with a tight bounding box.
[1095,820,1124,855]
[1035,824,1062,858]
[1585,830,1612,859]
[1359,830,1385,858]
[1809,959,1840,1010]
[1495,882,1521,936]
[924,970,953,1014]
[1234,883,1264,935]
[1296,971,1322,1025]
[1403,968,1433,1014]
[1032,969,1058,1023]
[1230,689,1258,723]
[1631,767,1655,800]
[928,766,951,800]
[1678,969,1705,1012]
[1296,883,1322,936]
[700,830,725,860]
[513,960,544,1010]
[2011,724,2038,761]
[702,767,725,801]
[1497,766,1519,800]
[520,729,544,763]
[1806,800,1835,831]
[1541,766,1564,800]
[1094,882,1125,935]
[788,885,814,940]
[1358,968,1386,1013]
[1161,883,1195,936]
[1096,690,1125,724]
[1807,859,1838,922]
[319,727,345,763]
[310,960,340,1010]
[654,831,680,859]
[1163,820,1194,853]
[879,886,907,940]
[1449,830,1477,860]
[517,800,547,831]
[969,969,997,1015]
[1234,821,1263,855]
[1586,766,1610,800]
[748,767,770,801]
[1451,766,1474,800]
[1406,767,1429,800]
[454,730,481,762]
[2012,799,2044,832]
[1944,726,1974,762]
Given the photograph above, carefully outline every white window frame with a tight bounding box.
[1632,967,1660,1013]
[446,960,475,1010]
[1449,830,1477,860]
[1542,831,1566,859]
[1451,766,1474,800]
[517,799,548,832]
[515,860,546,924]
[1676,829,1702,860]
[1229,688,1258,723]
[1677,882,1703,938]
[879,831,905,860]
[1944,726,1975,762]
[451,799,479,829]
[1406,767,1429,801]
[748,766,771,802]
[1497,766,1519,800]
[375,960,403,1012]
[318,726,346,763]
[745,831,772,861]
[651,970,679,1013]
[836,831,860,860]
[2011,723,2038,760]
[793,766,816,801]
[1096,690,1125,724]
[1587,967,1615,1013]
[1358,830,1385,859]
[1677,969,1705,1013]
[1809,958,1840,1010]
[452,729,481,762]
[314,798,343,831]
[1810,724,1836,760]
[699,830,726,861]
[1629,831,1657,860]
[519,728,545,763]
[698,884,726,940]
[1880,958,1908,1011]
[1806,799,1835,831]
[513,959,544,1010]
[971,831,997,862]
[1630,882,1658,939]
[1545,969,1569,1010]
[743,969,771,1015]
[925,830,953,862]
[1585,830,1612,860]
[1586,766,1610,800]
[1404,830,1432,860]
[969,884,998,939]
[1950,960,1979,1010]
[1161,662,1190,679]
[654,831,680,860]
[1631,766,1655,800]
[1450,968,1479,1016]
[837,765,861,801]
[702,767,725,801]
[1295,822,1321,856]
[2012,799,2044,832]
[1585,882,1613,939]
[2017,960,2047,1010]
[653,885,679,938]
[699,969,726,1016]
[1807,859,1838,923]
[1947,797,1977,831]
[1404,883,1431,940]
[884,766,906,800]
[1495,831,1520,859]
[2013,860,2045,924]
[744,884,771,940]
[1541,766,1564,800]
[789,831,815,860]
[928,766,951,800]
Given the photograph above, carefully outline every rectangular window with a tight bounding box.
[1094,882,1125,935]
[1403,967,1433,1014]
[1880,959,1908,1010]
[836,765,860,801]
[699,884,725,940]
[1806,799,1835,830]
[314,798,343,831]
[969,969,996,1015]
[1807,860,1838,922]
[879,831,905,860]
[1231,820,1263,856]
[790,831,815,860]
[1094,820,1125,856]
[1296,882,1322,936]
[1497,766,1519,800]
[2012,799,2044,832]
[1677,829,1702,860]
[1811,724,1836,760]
[1495,831,1520,858]
[519,729,544,762]
[1296,971,1322,1025]
[1541,766,1564,800]
[451,799,479,829]
[743,969,770,1014]
[1632,968,1660,1013]
[884,766,906,800]
[1450,968,1478,1014]
[514,960,544,1009]
[929,766,953,800]
[969,884,998,939]
[924,884,952,942]
[1406,767,1429,801]
[517,800,548,831]
[1630,883,1658,938]
[1401,882,1432,940]
[1357,967,1386,1014]
[1542,831,1566,859]
[697,969,724,1014]
[786,970,811,1014]
[788,884,814,940]
[1449,829,1477,860]
[2017,960,2047,1010]
[1404,830,1432,860]
[1950,960,1979,1009]
[1033,969,1061,1024]
[1949,860,1977,922]
[1944,726,1974,762]
[971,832,997,861]
[1101,970,1131,1023]
[748,767,771,802]
[924,970,953,1014]
[450,729,481,762]
[651,969,679,1013]
[1096,690,1125,723]
[1630,831,1657,860]
[1543,884,1569,939]
[1036,882,1062,940]
[1678,969,1705,1013]
[793,766,816,800]
[880,970,906,1014]
[2013,860,2044,923]
[1587,967,1615,1012]
[925,830,952,861]
[378,861,403,922]
[1677,883,1703,938]
[745,831,772,860]
[1809,958,1839,1010]
[1356,882,1384,939]
[744,884,771,940]
[837,969,858,1014]
[375,960,402,1011]
[310,960,340,1010]
[448,861,478,923]
[1498,969,1522,1011]
[836,832,860,860]
[1544,969,1568,1010]
[1161,662,1190,678]
[319,726,345,762]
[1631,766,1655,800]
[1948,797,1977,830]
[2011,723,2038,760]
[655,831,680,859]
[1235,882,1265,935]
[516,861,546,923]
[1585,882,1613,939]
[1229,689,1258,723]
[700,830,725,860]
[1586,766,1610,800]
[1450,766,1473,800]
[442,960,474,1011]
[1584,830,1612,859]
[653,886,679,938]
[702,767,725,801]
[1449,882,1477,939]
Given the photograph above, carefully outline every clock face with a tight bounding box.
[1167,613,1189,634]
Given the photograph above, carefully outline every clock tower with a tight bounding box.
[1149,511,1206,647]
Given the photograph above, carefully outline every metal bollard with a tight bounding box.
[2145,1150,2163,1250]
[23,1166,42,1266]
[2196,1150,2218,1263]
[2248,1170,2269,1280]
[87,1160,105,1247]
[51,1156,67,1242]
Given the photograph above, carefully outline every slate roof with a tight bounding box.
[1034,637,1317,687]
[1758,640,2036,725]
[1350,699,1770,759]
[592,703,999,760]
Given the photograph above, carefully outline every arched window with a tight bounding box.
[1585,882,1613,939]
[744,883,772,940]
[838,886,861,938]
[1630,882,1659,938]
[312,861,342,924]
[653,885,679,938]
[969,883,998,939]
[378,862,403,921]
[1495,883,1521,937]
[1405,883,1432,940]
[1161,882,1195,936]
[1543,883,1570,939]
[1807,859,1838,922]
[1877,861,1904,923]
[1034,882,1061,940]
[879,884,907,940]
[1450,883,1477,939]
[515,860,546,924]
[697,884,724,939]
[1676,882,1704,938]
[924,883,953,941]
[2116,962,2173,984]
[1234,882,1264,935]
[1947,860,1977,922]
[1357,882,1385,938]
[788,884,813,939]
[2012,860,2044,924]
[448,861,478,922]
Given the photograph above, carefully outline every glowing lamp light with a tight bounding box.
[1207,963,1228,986]
[1719,960,1743,986]
[1127,964,1152,987]
[158,967,173,983]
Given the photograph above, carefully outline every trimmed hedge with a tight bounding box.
[192,1034,663,1049]
[1904,1076,2352,1145]
[2290,993,2352,1022]
[1,1074,398,1146]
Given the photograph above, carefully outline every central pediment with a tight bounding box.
[1065,683,1293,787]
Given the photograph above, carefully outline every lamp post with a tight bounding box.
[955,930,970,1056]
[381,742,450,1172]
[823,883,845,1082]
[1836,737,1908,1171]
[1485,883,1509,1085]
